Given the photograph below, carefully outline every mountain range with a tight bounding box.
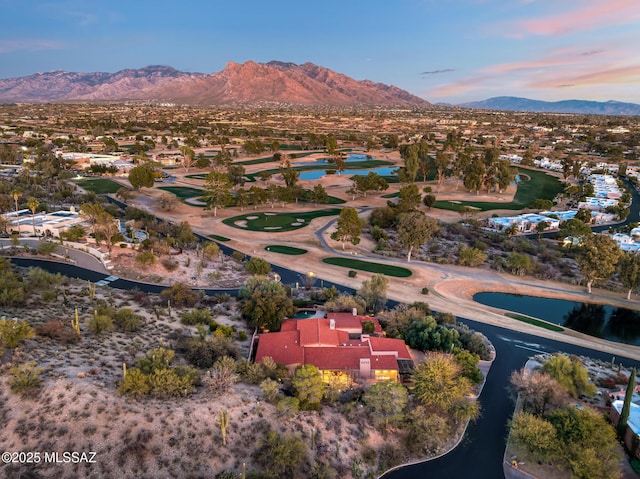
[0,61,431,107]
[458,96,640,116]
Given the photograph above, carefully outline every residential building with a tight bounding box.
[254,312,414,385]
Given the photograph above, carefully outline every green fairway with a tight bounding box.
[209,234,230,242]
[157,186,204,199]
[505,312,564,332]
[433,167,564,212]
[264,245,308,255]
[223,209,340,232]
[76,178,124,194]
[322,257,412,278]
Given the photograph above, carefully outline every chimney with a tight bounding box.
[352,307,357,316]
[329,319,335,330]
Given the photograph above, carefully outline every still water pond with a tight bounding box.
[473,292,640,346]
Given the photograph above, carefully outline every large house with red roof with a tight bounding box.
[254,312,414,384]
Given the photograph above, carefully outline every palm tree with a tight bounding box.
[26,197,39,236]
[10,189,22,234]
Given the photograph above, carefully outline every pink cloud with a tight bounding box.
[527,64,640,89]
[514,0,640,36]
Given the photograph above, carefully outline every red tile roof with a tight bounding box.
[368,336,412,359]
[254,314,413,377]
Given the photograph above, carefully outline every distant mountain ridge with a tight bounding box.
[459,96,640,116]
[0,62,431,107]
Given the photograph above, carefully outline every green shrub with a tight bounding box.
[348,270,357,278]
[8,362,42,397]
[135,250,156,266]
[210,320,234,338]
[246,257,271,275]
[180,308,213,326]
[114,307,142,332]
[236,330,248,341]
[231,251,245,261]
[36,240,58,255]
[119,346,200,399]
[0,319,35,348]
[421,287,429,295]
[88,314,114,334]
[160,282,201,307]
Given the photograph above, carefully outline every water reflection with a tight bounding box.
[473,292,640,346]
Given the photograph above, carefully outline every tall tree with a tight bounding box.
[330,207,361,250]
[617,252,640,300]
[357,273,389,314]
[576,234,621,294]
[26,197,39,236]
[618,367,636,438]
[397,211,439,262]
[412,352,474,415]
[239,277,295,332]
[179,145,195,172]
[128,164,155,189]
[309,184,328,205]
[292,364,325,410]
[204,170,233,217]
[10,189,21,234]
[396,183,422,212]
[363,381,408,431]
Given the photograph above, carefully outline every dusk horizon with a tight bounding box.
[1,1,639,105]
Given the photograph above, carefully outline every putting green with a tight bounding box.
[264,245,308,255]
[322,257,412,278]
[223,209,340,232]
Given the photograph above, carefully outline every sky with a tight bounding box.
[1,0,639,105]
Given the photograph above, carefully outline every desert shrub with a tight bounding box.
[231,251,245,262]
[119,346,200,399]
[236,330,248,341]
[246,257,271,275]
[210,320,234,338]
[348,270,357,278]
[161,257,179,272]
[324,294,365,314]
[36,240,58,255]
[207,357,240,395]
[160,282,201,307]
[276,397,300,418]
[114,307,143,332]
[88,314,114,334]
[260,378,281,403]
[35,320,80,344]
[421,287,429,295]
[8,362,43,397]
[135,250,157,266]
[27,267,64,289]
[176,336,240,369]
[180,308,213,326]
[253,429,308,477]
[0,318,35,348]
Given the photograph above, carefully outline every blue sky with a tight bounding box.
[1,0,639,104]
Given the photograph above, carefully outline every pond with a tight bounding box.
[473,292,640,346]
[295,153,374,166]
[299,166,398,180]
[292,309,326,319]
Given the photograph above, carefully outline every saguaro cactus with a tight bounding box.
[122,362,127,380]
[217,409,229,446]
[71,308,81,336]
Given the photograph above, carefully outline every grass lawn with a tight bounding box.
[322,257,412,278]
[157,186,204,199]
[433,167,564,212]
[223,209,340,232]
[505,312,564,332]
[76,178,124,194]
[264,245,308,255]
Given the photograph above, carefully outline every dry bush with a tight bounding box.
[36,320,80,344]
